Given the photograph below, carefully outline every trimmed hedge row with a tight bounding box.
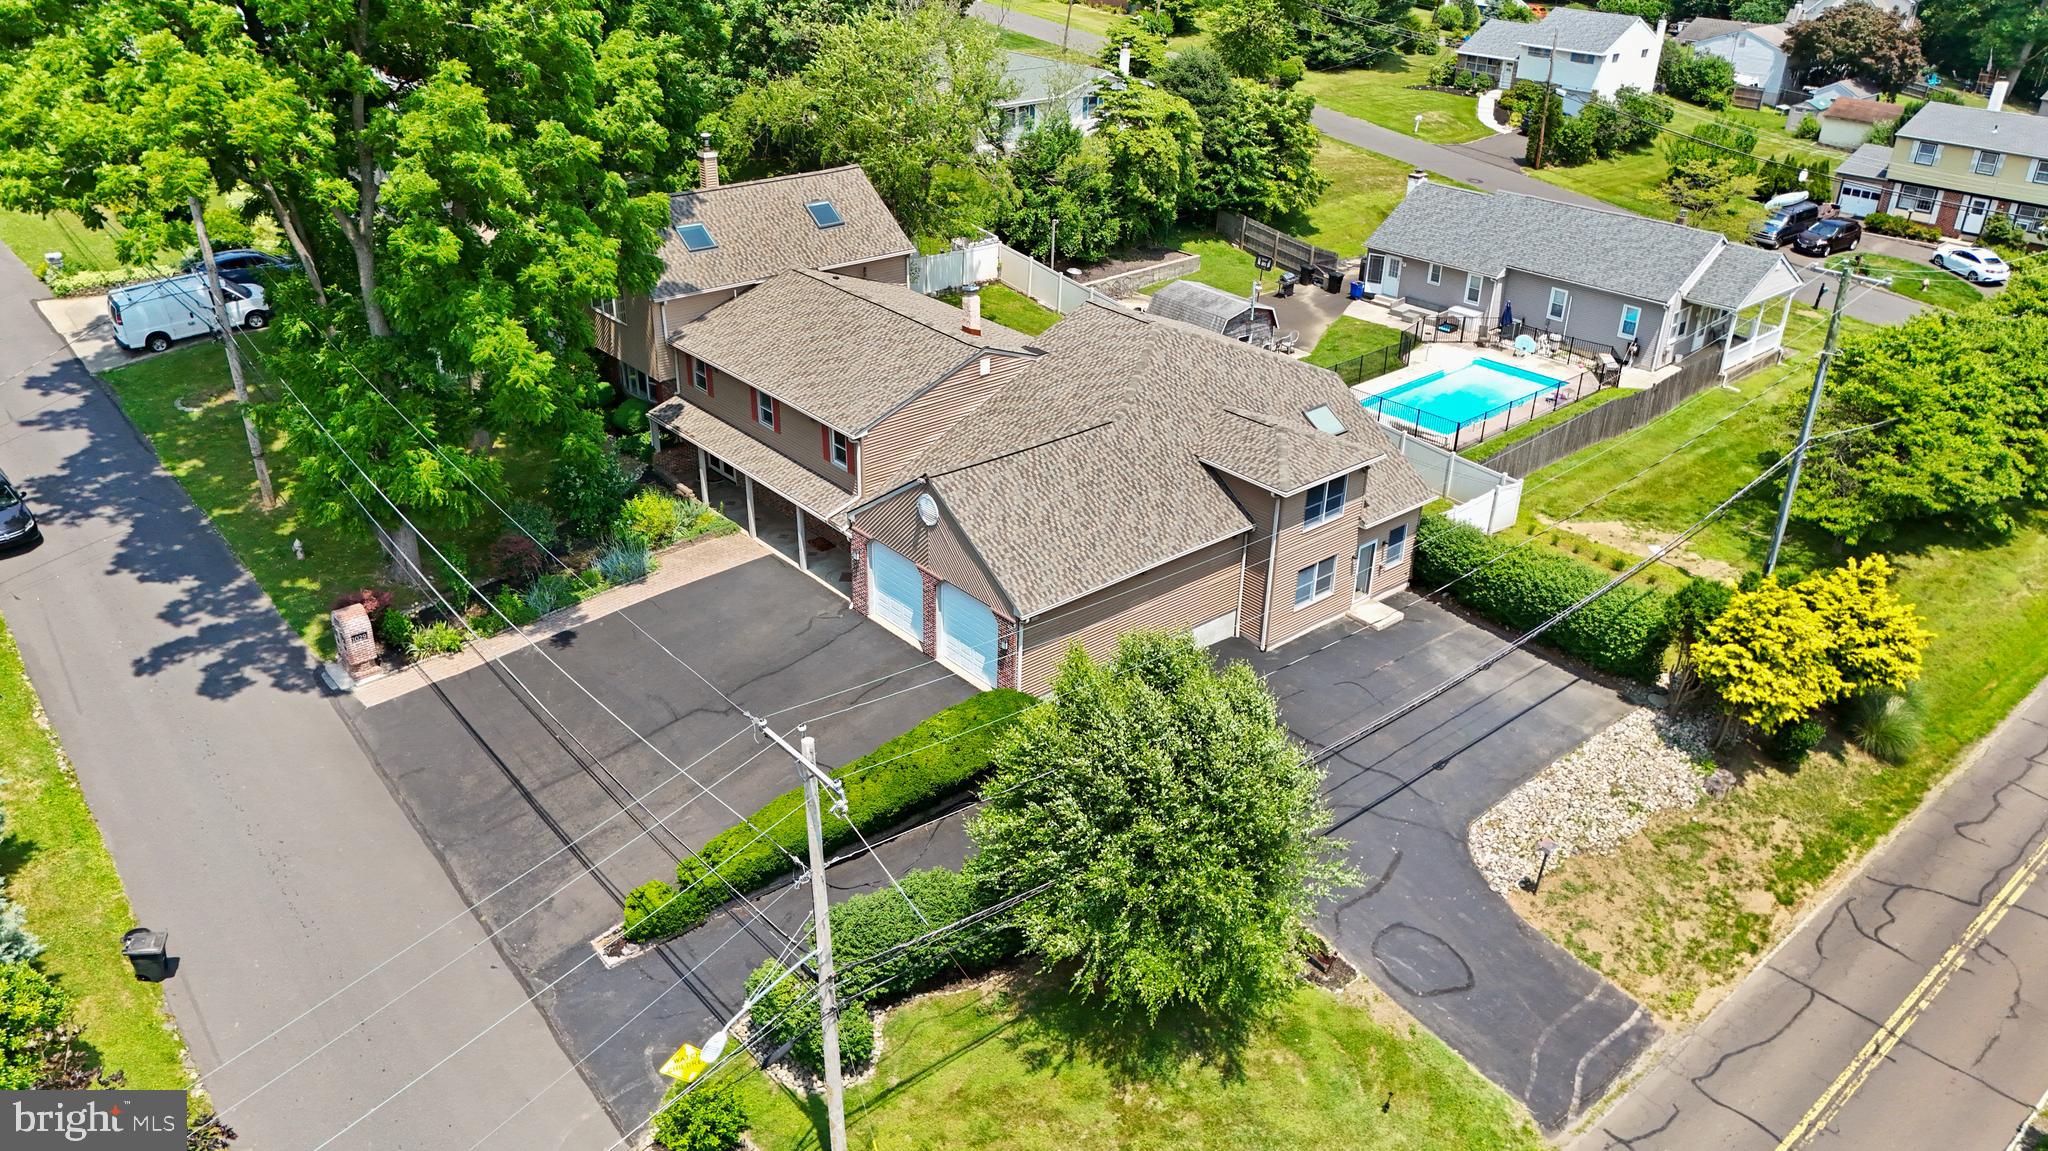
[622,689,1038,942]
[1414,513,1674,681]
[828,866,1017,995]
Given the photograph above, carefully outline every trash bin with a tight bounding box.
[1320,266,1344,294]
[121,928,169,982]
[1348,279,1365,301]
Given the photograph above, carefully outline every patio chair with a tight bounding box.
[1512,334,1538,357]
[1271,330,1299,353]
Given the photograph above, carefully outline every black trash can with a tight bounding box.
[1319,266,1344,294]
[122,928,169,982]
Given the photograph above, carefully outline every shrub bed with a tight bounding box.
[1413,513,1674,681]
[1863,213,1941,243]
[622,690,1038,942]
[828,867,1018,995]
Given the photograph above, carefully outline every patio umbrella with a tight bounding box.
[1499,300,1514,332]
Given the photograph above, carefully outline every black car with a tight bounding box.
[1750,200,1821,248]
[1791,217,1863,256]
[0,471,39,549]
[177,249,297,285]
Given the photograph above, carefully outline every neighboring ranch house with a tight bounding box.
[995,51,1112,147]
[1782,78,1876,132]
[1363,179,1804,377]
[1455,9,1664,112]
[1817,97,1903,149]
[1675,19,1792,105]
[646,283,1431,694]
[1836,100,2048,237]
[591,149,915,402]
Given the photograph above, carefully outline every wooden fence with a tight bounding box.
[1216,211,1346,280]
[1479,346,1725,478]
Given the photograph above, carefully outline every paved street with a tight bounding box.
[343,552,974,1129]
[1218,599,1647,1132]
[0,254,615,1146]
[1576,679,2048,1151]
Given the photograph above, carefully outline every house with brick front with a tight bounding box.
[591,142,916,403]
[647,281,1432,693]
[1832,100,2048,238]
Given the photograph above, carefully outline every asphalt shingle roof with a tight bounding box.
[669,270,1039,432]
[1898,102,2048,159]
[1367,181,1725,304]
[911,305,1430,618]
[1675,17,1752,42]
[653,167,913,300]
[1683,244,1800,310]
[1145,280,1275,333]
[1824,97,1904,124]
[999,51,1110,107]
[1460,8,1646,58]
[649,398,854,522]
[1837,142,1892,180]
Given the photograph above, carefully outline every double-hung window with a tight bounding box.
[1302,477,1346,528]
[1975,150,2004,176]
[1385,523,1409,563]
[1526,45,1552,59]
[1618,304,1642,340]
[1464,272,1483,306]
[691,359,710,392]
[2032,158,2048,185]
[1294,556,1337,608]
[827,429,851,470]
[1427,263,1443,286]
[1912,140,1940,166]
[1894,183,1938,213]
[754,389,778,429]
[1547,286,1571,324]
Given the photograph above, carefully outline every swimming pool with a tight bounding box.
[1362,357,1568,437]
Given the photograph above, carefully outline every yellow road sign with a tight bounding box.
[660,1042,710,1083]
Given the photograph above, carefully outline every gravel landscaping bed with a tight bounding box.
[1468,708,1714,894]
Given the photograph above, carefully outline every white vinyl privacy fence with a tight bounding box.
[910,238,1124,315]
[1383,426,1521,535]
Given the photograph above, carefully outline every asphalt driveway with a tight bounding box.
[342,551,973,1131]
[1217,598,1651,1132]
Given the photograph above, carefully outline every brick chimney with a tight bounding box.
[1405,170,1429,197]
[960,283,983,336]
[697,132,719,189]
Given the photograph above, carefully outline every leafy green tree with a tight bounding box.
[1598,0,1669,20]
[1787,4,1926,96]
[1166,69,1330,220]
[1209,0,1297,78]
[1657,155,1762,224]
[1665,577,1734,707]
[998,121,1122,264]
[1090,79,1203,240]
[1695,579,1844,737]
[717,7,1008,240]
[650,1080,747,1151]
[1800,556,1931,696]
[1658,42,1738,108]
[1731,0,1790,19]
[0,963,70,1089]
[1158,47,1238,119]
[967,632,1352,1025]
[1496,0,1538,20]
[1298,0,1404,68]
[718,0,887,80]
[1101,15,1170,76]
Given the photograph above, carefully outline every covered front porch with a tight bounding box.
[1703,293,1793,377]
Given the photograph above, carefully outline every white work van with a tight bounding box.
[109,272,270,354]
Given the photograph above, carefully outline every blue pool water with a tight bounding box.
[1362,357,1567,437]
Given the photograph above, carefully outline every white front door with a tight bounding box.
[936,584,998,688]
[866,542,923,644]
[1962,196,1992,235]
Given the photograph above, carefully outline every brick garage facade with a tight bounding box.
[995,615,1018,690]
[919,569,940,660]
[848,531,869,614]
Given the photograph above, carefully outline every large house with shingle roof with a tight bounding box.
[1674,18,1792,106]
[647,278,1431,693]
[1455,9,1663,112]
[1832,100,2048,239]
[592,144,916,403]
[1364,179,1803,378]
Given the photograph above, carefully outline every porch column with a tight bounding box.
[697,447,708,508]
[795,507,809,573]
[1720,313,1737,370]
[647,414,661,458]
[1746,303,1762,345]
[1777,290,1793,335]
[744,475,757,537]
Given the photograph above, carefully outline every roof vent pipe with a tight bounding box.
[697,132,719,189]
[960,283,983,336]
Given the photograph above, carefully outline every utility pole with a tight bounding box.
[1533,31,1559,170]
[1765,258,1887,574]
[190,196,275,509]
[1062,0,1075,52]
[761,719,849,1151]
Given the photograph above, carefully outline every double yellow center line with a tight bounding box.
[1774,825,2048,1149]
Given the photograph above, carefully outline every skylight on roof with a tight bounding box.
[677,223,717,252]
[1304,405,1346,435]
[805,200,845,228]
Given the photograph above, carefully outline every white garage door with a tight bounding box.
[867,542,922,642]
[1838,184,1883,218]
[936,584,998,688]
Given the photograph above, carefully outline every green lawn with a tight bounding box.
[0,208,129,274]
[1299,55,1491,145]
[1462,387,1629,462]
[994,28,1098,66]
[1821,252,1984,311]
[737,978,1545,1150]
[1498,296,2048,1019]
[0,615,190,1088]
[979,0,1203,54]
[947,282,1061,335]
[1306,316,1410,385]
[100,341,395,655]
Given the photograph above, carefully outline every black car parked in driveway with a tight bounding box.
[0,471,39,549]
[177,249,297,285]
[1791,217,1863,256]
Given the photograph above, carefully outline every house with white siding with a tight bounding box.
[1456,8,1664,112]
[1674,18,1793,105]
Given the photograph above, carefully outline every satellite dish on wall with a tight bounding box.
[916,493,940,528]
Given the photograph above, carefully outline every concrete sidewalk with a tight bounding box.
[0,251,615,1149]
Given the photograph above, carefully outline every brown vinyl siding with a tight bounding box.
[1018,537,1246,693]
[857,355,1027,500]
[675,354,856,495]
[1362,508,1421,598]
[601,288,746,382]
[1212,471,1279,643]
[928,513,1009,614]
[851,485,1012,615]
[1264,468,1367,649]
[858,486,928,564]
[825,253,911,284]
